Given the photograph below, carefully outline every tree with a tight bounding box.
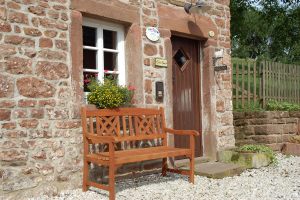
[230,0,300,63]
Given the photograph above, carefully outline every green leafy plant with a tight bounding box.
[234,100,264,112]
[87,77,134,109]
[266,100,300,111]
[237,144,277,164]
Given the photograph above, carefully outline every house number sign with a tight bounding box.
[155,58,167,68]
[146,27,160,42]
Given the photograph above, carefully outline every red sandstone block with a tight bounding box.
[144,43,157,56]
[8,11,29,24]
[24,27,42,37]
[17,77,56,98]
[0,109,11,121]
[19,119,39,128]
[0,149,28,161]
[18,99,37,107]
[6,57,33,75]
[0,100,16,108]
[55,120,81,129]
[281,143,300,156]
[28,6,45,16]
[2,122,17,130]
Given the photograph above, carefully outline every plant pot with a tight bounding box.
[218,150,272,169]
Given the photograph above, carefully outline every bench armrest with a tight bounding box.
[86,134,115,144]
[164,128,200,137]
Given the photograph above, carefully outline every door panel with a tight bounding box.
[172,36,202,157]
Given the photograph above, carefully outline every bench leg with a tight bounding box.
[82,160,89,192]
[189,156,195,184]
[109,163,116,200]
[162,158,167,176]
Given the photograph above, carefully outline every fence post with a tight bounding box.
[254,61,257,105]
[261,61,266,108]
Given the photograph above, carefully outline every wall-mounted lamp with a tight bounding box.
[184,0,207,14]
[213,49,228,71]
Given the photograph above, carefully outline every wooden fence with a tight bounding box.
[232,58,300,109]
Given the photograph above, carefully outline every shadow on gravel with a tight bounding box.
[89,173,187,197]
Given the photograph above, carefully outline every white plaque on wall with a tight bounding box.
[146,27,160,42]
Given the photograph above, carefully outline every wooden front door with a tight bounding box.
[172,36,202,157]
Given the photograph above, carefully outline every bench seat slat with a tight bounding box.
[86,146,191,165]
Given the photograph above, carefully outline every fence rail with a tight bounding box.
[232,58,300,110]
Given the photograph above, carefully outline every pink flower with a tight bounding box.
[128,85,136,91]
[84,79,91,84]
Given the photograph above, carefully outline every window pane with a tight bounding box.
[103,30,117,49]
[104,52,117,71]
[83,26,97,47]
[83,49,97,69]
[83,71,98,92]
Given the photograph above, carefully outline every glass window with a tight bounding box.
[104,52,117,71]
[83,49,97,70]
[82,19,125,97]
[103,29,117,49]
[83,26,96,47]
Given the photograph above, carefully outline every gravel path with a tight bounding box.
[30,154,300,200]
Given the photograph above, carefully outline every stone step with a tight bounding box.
[180,162,245,179]
[175,157,210,168]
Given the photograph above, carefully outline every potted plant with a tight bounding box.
[86,77,135,109]
[218,144,277,168]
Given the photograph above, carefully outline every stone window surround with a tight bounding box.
[71,0,221,159]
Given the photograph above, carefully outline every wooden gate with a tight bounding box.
[171,36,202,157]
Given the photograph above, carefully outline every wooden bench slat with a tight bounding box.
[89,117,94,134]
[128,116,133,136]
[87,181,110,191]
[156,114,161,133]
[116,116,121,137]
[166,168,190,175]
[114,134,165,142]
[122,116,127,136]
[87,146,191,165]
[86,155,109,164]
[96,117,101,135]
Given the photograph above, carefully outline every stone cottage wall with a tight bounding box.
[1,0,234,198]
[0,0,82,199]
[234,111,300,150]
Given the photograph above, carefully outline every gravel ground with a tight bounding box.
[30,154,300,200]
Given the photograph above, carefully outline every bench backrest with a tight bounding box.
[81,107,167,146]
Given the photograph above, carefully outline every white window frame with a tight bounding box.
[82,18,126,98]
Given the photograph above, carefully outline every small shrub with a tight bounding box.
[237,144,277,164]
[266,100,300,111]
[87,78,134,109]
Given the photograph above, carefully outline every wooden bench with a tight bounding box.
[81,107,199,200]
